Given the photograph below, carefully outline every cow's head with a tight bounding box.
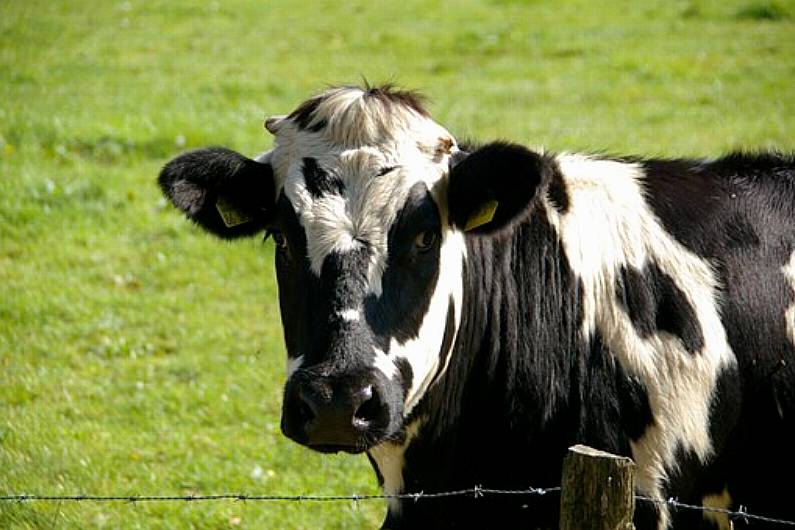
[159,85,545,454]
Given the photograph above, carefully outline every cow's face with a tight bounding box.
[262,87,467,453]
[159,85,545,453]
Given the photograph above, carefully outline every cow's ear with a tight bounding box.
[158,147,275,238]
[447,142,547,234]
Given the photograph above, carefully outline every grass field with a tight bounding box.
[1,0,793,528]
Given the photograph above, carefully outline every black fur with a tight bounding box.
[448,142,557,234]
[365,183,442,344]
[302,157,345,198]
[546,163,570,214]
[615,262,705,355]
[288,96,327,132]
[158,147,273,238]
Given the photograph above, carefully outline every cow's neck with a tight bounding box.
[372,204,584,527]
[425,203,582,440]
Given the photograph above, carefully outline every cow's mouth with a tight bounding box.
[307,443,370,455]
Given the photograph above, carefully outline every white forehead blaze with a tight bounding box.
[283,151,452,288]
[270,88,458,287]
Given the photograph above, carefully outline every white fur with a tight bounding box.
[372,347,398,380]
[547,154,737,530]
[286,354,304,379]
[784,250,795,348]
[279,146,453,285]
[368,419,423,514]
[338,308,361,322]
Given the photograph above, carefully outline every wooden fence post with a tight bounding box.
[559,444,635,530]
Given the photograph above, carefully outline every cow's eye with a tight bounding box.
[414,230,437,252]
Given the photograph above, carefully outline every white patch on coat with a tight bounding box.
[373,347,398,380]
[367,229,465,413]
[784,250,795,348]
[546,153,737,530]
[368,419,423,515]
[702,488,733,530]
[390,229,465,415]
[338,308,361,322]
[286,354,304,378]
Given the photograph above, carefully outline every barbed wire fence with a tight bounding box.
[4,489,795,526]
[4,448,795,528]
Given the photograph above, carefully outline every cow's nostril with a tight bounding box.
[297,390,317,423]
[353,385,382,427]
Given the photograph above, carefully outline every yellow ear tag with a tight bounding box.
[216,196,253,228]
[464,200,498,231]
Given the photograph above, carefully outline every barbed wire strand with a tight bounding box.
[637,495,795,527]
[0,487,557,504]
[3,487,795,526]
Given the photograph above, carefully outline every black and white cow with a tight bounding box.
[159,85,795,529]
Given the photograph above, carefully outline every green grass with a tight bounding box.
[1,0,793,528]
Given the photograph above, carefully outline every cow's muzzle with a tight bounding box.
[281,369,395,454]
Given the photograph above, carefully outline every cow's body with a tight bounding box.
[159,85,795,529]
[378,152,795,529]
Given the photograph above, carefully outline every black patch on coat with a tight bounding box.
[395,357,414,399]
[302,157,344,198]
[364,183,442,344]
[615,363,656,441]
[640,152,795,259]
[272,193,316,362]
[288,96,327,132]
[320,247,371,317]
[573,330,655,448]
[546,164,570,214]
[615,262,705,355]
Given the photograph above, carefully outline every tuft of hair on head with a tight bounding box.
[285,83,432,147]
[359,81,429,118]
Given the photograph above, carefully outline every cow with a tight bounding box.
[158,84,795,529]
